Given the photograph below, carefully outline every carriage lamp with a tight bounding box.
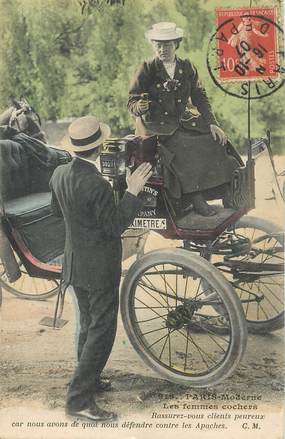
[100,138,126,178]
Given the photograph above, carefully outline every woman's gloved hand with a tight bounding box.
[136,98,150,115]
[210,124,227,146]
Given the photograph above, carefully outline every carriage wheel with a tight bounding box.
[227,216,284,334]
[120,248,247,387]
[0,255,59,300]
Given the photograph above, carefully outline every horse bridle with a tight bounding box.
[8,100,43,139]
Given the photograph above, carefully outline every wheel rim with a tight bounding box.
[129,261,234,378]
[0,257,59,299]
[227,224,284,325]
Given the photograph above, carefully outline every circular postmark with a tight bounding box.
[207,9,284,99]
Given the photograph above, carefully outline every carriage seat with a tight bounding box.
[5,192,53,227]
[4,192,65,264]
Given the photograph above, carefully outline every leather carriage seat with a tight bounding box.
[0,136,71,265]
[4,192,53,227]
[4,192,65,265]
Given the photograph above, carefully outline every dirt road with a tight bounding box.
[0,285,284,438]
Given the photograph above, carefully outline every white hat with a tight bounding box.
[61,115,111,152]
[145,22,183,42]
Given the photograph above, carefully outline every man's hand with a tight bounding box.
[210,124,227,146]
[126,162,152,196]
[137,99,150,115]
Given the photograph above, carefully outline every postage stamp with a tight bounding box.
[207,7,284,99]
[215,7,279,81]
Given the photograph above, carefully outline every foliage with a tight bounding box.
[0,0,284,152]
[79,0,125,16]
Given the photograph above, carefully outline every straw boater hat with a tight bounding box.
[61,115,111,152]
[145,22,184,42]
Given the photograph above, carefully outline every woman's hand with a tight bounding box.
[126,162,152,196]
[210,124,227,146]
[136,99,150,115]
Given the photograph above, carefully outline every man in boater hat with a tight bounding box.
[50,115,152,421]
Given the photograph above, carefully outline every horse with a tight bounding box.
[0,98,47,142]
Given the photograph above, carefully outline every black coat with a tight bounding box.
[49,157,141,290]
[128,56,218,136]
[0,131,71,202]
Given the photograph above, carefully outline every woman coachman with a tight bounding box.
[128,22,243,216]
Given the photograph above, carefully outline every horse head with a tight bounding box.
[0,98,47,142]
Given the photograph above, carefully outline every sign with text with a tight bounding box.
[129,217,167,230]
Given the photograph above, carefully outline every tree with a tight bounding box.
[0,0,84,119]
[79,0,125,14]
[0,0,283,149]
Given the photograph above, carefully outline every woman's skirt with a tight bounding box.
[158,127,242,199]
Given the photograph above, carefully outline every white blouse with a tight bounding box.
[163,61,176,79]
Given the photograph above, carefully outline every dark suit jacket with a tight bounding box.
[128,56,218,136]
[49,157,141,290]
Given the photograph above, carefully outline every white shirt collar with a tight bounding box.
[163,59,176,79]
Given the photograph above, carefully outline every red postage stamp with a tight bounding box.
[215,7,279,81]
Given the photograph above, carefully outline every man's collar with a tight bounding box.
[74,155,101,171]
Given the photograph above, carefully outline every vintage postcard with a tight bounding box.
[0,0,284,438]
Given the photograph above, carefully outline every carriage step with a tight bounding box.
[175,205,236,230]
[39,316,68,329]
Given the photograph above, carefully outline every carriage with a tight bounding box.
[0,109,283,387]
